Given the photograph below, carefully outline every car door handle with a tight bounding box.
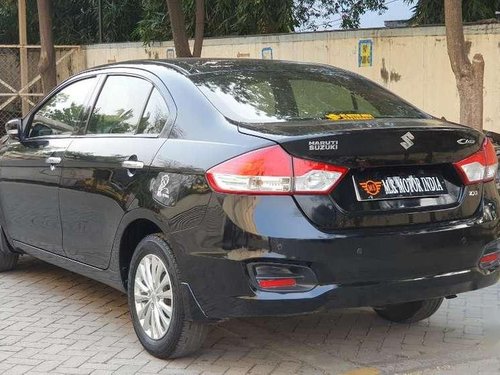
[45,156,62,165]
[121,160,144,170]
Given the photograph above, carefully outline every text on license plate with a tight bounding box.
[353,175,448,201]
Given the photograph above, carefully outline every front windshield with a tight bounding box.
[191,65,428,123]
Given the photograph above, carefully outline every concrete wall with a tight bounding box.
[83,24,500,132]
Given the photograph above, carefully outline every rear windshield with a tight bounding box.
[191,66,427,123]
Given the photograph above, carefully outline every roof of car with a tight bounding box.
[87,58,334,76]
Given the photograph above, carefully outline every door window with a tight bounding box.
[30,78,96,137]
[87,76,152,135]
[137,88,170,135]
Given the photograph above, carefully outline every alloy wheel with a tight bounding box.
[134,254,173,340]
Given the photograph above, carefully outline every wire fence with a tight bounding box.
[0,45,83,136]
[0,47,23,133]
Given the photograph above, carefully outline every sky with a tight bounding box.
[358,0,413,28]
[306,0,414,31]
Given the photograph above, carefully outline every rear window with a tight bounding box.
[191,67,427,123]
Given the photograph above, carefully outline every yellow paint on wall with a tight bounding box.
[341,368,381,375]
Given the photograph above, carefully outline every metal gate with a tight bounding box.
[0,45,82,134]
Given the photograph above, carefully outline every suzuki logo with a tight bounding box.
[400,132,415,150]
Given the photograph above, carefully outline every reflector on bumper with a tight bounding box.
[479,251,500,271]
[248,263,318,292]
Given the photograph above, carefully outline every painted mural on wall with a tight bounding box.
[358,39,373,67]
[262,47,273,60]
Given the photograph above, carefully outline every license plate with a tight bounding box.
[353,174,448,201]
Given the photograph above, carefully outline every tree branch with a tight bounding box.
[444,0,484,130]
[192,0,204,57]
[166,0,192,57]
[444,0,471,78]
[37,0,57,93]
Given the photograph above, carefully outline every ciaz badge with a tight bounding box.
[457,138,476,145]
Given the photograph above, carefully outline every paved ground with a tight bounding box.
[0,256,499,375]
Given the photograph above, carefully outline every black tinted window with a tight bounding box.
[87,76,152,134]
[192,67,427,123]
[137,89,169,134]
[30,78,96,137]
[290,80,381,118]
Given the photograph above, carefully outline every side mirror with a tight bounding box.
[5,118,23,141]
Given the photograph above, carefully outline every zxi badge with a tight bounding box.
[400,132,415,150]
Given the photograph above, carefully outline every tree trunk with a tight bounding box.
[444,0,484,130]
[192,0,204,57]
[166,0,192,57]
[37,0,57,93]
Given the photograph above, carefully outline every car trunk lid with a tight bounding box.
[238,118,482,167]
[238,118,484,230]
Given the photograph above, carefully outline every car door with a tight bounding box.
[60,72,171,268]
[0,77,98,254]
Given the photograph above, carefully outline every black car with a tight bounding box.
[1,59,499,359]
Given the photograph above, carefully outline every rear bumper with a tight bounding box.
[180,230,500,320]
[222,268,499,318]
[173,193,500,321]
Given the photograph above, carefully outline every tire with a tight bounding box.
[0,227,18,272]
[373,297,444,323]
[128,233,208,359]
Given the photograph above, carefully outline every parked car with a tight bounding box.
[484,130,500,190]
[1,59,499,359]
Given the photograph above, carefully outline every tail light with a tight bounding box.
[206,145,348,195]
[453,138,498,185]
